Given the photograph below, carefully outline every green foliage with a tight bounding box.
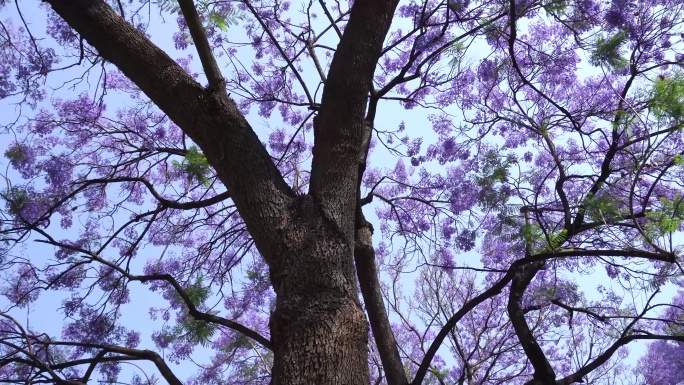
[674,154,684,165]
[154,0,245,31]
[645,195,684,238]
[207,9,245,32]
[523,221,541,250]
[4,144,27,164]
[584,192,625,223]
[185,274,211,306]
[172,145,212,186]
[154,0,180,13]
[542,0,569,14]
[548,229,568,250]
[665,314,684,336]
[429,367,450,382]
[163,275,218,346]
[481,17,502,43]
[177,317,218,346]
[522,223,568,253]
[532,281,579,304]
[240,351,272,378]
[475,149,514,209]
[160,317,219,347]
[446,41,466,72]
[1,186,28,216]
[613,108,637,133]
[590,30,629,70]
[649,72,684,121]
[246,269,269,287]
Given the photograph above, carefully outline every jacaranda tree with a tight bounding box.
[1,0,684,383]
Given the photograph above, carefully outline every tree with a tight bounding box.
[1,0,684,384]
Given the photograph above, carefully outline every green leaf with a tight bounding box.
[446,41,466,70]
[163,317,219,347]
[644,194,684,238]
[207,9,245,31]
[549,229,568,250]
[542,0,569,15]
[649,71,684,121]
[590,30,629,70]
[172,145,212,186]
[584,193,625,223]
[153,1,245,30]
[177,319,218,346]
[474,150,516,212]
[429,367,450,381]
[154,0,180,13]
[185,274,211,307]
[1,186,29,216]
[4,144,28,163]
[209,12,229,31]
[665,313,684,336]
[160,275,219,347]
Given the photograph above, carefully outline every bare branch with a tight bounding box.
[82,177,231,210]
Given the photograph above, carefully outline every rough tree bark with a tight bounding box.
[44,0,400,384]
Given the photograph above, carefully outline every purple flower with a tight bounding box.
[478,59,497,82]
[1,264,39,307]
[5,142,38,179]
[605,264,619,279]
[455,229,476,251]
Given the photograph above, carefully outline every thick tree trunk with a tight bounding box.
[270,281,368,384]
[46,1,399,383]
[269,196,368,384]
[271,294,368,384]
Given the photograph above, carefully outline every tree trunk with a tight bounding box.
[45,0,399,383]
[269,196,369,384]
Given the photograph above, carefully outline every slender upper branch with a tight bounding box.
[243,1,315,105]
[318,0,343,38]
[412,268,516,385]
[177,0,228,95]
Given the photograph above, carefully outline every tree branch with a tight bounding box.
[355,217,408,385]
[309,0,400,237]
[550,300,608,323]
[529,248,675,263]
[177,0,227,95]
[45,0,295,266]
[31,233,273,351]
[40,342,184,385]
[82,177,231,210]
[243,1,314,106]
[133,273,273,350]
[556,334,684,385]
[507,262,556,384]
[317,0,342,38]
[412,268,515,385]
